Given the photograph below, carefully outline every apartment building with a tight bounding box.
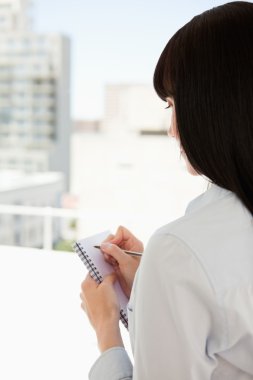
[0,0,70,187]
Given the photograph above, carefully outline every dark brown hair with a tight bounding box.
[154,1,253,216]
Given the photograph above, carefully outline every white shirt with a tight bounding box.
[89,184,253,379]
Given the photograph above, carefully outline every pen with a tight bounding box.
[94,245,142,257]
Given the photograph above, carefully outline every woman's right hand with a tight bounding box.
[100,226,144,298]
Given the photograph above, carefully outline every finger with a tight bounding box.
[100,243,129,265]
[104,253,110,261]
[110,226,143,250]
[81,274,98,292]
[80,291,89,304]
[80,292,85,301]
[81,300,90,317]
[103,253,118,266]
[111,225,138,243]
[81,301,86,312]
[102,234,115,243]
[103,272,117,285]
[110,225,127,244]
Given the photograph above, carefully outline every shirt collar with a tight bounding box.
[185,182,232,215]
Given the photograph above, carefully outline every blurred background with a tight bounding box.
[0,0,245,378]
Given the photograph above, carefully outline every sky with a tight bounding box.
[32,0,251,120]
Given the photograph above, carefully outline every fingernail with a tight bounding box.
[101,242,112,251]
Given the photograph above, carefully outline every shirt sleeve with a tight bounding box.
[88,347,133,380]
[131,232,223,379]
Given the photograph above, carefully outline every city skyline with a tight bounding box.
[33,0,241,119]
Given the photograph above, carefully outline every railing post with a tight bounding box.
[43,208,53,251]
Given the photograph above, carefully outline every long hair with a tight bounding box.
[153,1,253,216]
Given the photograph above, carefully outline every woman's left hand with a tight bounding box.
[80,273,124,352]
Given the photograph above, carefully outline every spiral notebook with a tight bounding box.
[73,231,128,329]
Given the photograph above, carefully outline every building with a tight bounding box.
[0,0,71,187]
[0,0,32,31]
[0,170,64,247]
[102,84,169,134]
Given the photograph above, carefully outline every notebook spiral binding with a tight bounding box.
[74,242,128,329]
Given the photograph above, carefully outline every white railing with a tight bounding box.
[0,204,83,251]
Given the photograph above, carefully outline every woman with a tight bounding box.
[80,2,253,379]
